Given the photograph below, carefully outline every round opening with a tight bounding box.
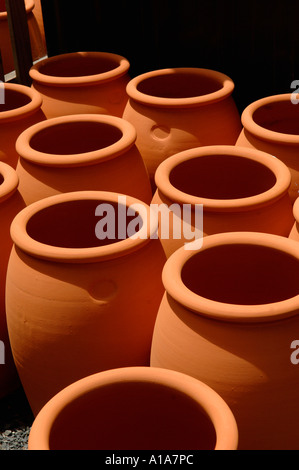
[0,88,31,112]
[29,121,123,155]
[0,174,4,186]
[38,54,122,78]
[137,71,223,99]
[47,381,216,450]
[252,100,299,135]
[26,199,143,249]
[181,243,299,305]
[169,155,277,200]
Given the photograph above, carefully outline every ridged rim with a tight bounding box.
[29,51,130,87]
[241,93,299,145]
[0,162,19,202]
[15,114,137,167]
[126,68,235,108]
[162,231,299,322]
[10,191,158,263]
[27,366,238,450]
[154,145,291,212]
[0,82,42,123]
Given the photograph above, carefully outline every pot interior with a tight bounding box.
[38,54,121,78]
[29,121,123,155]
[169,154,277,199]
[47,381,217,450]
[252,100,299,135]
[137,71,222,98]
[181,243,299,305]
[0,88,31,112]
[26,199,143,248]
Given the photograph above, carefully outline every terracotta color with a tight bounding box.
[151,145,294,257]
[0,163,25,398]
[0,82,46,168]
[27,366,238,450]
[236,93,299,203]
[288,197,299,241]
[15,113,152,205]
[150,231,299,450]
[5,191,166,416]
[122,67,242,186]
[0,0,47,75]
[29,51,130,118]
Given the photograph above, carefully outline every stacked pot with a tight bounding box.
[2,48,299,450]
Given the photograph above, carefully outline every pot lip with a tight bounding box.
[154,145,291,212]
[293,197,299,222]
[10,191,158,263]
[0,162,19,202]
[0,82,43,123]
[15,114,137,167]
[0,0,34,20]
[162,231,299,323]
[27,366,238,451]
[29,51,130,87]
[125,67,235,108]
[241,93,299,145]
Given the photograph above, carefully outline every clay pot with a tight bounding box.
[150,231,299,450]
[5,191,166,415]
[0,82,45,168]
[15,113,152,205]
[0,0,47,75]
[122,67,242,186]
[289,197,299,241]
[0,163,25,398]
[236,93,299,204]
[29,51,130,118]
[152,145,294,257]
[27,366,238,450]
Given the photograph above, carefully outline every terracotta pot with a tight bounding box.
[151,145,294,257]
[0,163,25,398]
[0,82,45,168]
[6,191,166,415]
[122,67,242,187]
[150,231,299,450]
[288,197,299,241]
[0,0,47,75]
[27,366,238,450]
[236,93,299,204]
[15,113,152,205]
[29,51,130,118]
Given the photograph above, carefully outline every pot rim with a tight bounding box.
[0,162,19,202]
[125,67,235,108]
[10,191,158,263]
[154,145,291,212]
[0,82,43,123]
[15,114,137,167]
[162,231,299,323]
[27,366,239,451]
[0,0,34,21]
[29,51,130,87]
[241,93,299,145]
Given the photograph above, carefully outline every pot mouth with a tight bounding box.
[163,232,299,322]
[0,162,19,202]
[241,94,299,145]
[16,114,136,167]
[27,367,238,450]
[29,51,130,87]
[10,191,158,262]
[154,145,291,211]
[126,68,235,108]
[0,0,34,19]
[0,83,42,122]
